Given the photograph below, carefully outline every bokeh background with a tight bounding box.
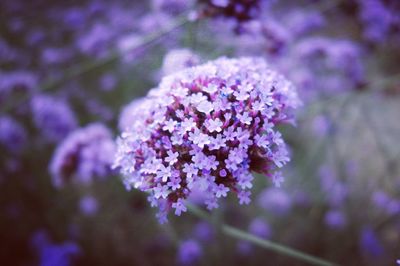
[1,0,399,265]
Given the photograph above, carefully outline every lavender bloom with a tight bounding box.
[358,0,393,43]
[257,187,292,216]
[202,0,262,27]
[292,37,365,100]
[193,221,214,242]
[41,47,73,65]
[114,57,299,222]
[311,115,332,137]
[31,231,80,266]
[324,209,347,230]
[177,239,202,265]
[77,23,114,58]
[237,240,252,255]
[248,217,271,239]
[372,191,400,215]
[152,0,194,15]
[319,165,348,207]
[0,71,37,103]
[161,49,200,76]
[284,9,325,37]
[359,226,384,257]
[0,116,27,153]
[116,33,143,63]
[79,195,99,216]
[31,95,77,142]
[50,123,115,188]
[0,38,17,63]
[139,12,174,34]
[39,242,80,266]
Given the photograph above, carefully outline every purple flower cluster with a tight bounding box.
[0,71,37,104]
[257,187,292,216]
[318,165,349,229]
[31,95,78,142]
[201,0,261,27]
[152,0,194,15]
[358,0,400,44]
[32,231,80,266]
[359,226,384,257]
[177,239,202,265]
[114,57,299,222]
[0,116,27,154]
[50,123,115,188]
[79,195,99,216]
[289,37,365,101]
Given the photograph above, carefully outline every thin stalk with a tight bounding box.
[187,204,338,266]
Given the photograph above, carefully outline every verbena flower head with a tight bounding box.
[152,0,194,15]
[0,71,37,104]
[358,0,393,44]
[201,0,261,27]
[79,195,99,216]
[31,94,78,142]
[50,123,115,188]
[114,57,300,223]
[248,217,271,239]
[288,37,365,101]
[324,209,347,230]
[31,231,80,266]
[177,239,202,265]
[0,116,27,154]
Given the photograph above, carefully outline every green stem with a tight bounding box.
[187,204,338,266]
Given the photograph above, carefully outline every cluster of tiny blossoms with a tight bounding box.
[50,123,115,188]
[114,57,300,223]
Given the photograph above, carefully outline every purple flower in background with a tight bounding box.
[372,191,400,215]
[114,57,299,222]
[31,231,80,266]
[31,94,77,142]
[0,71,37,103]
[152,0,194,15]
[257,187,292,216]
[248,217,271,239]
[177,239,202,265]
[237,240,252,256]
[359,226,384,258]
[39,242,80,266]
[79,195,99,216]
[161,48,200,76]
[77,23,114,58]
[50,123,115,188]
[116,33,143,63]
[193,221,214,242]
[319,165,348,207]
[202,0,262,27]
[358,0,393,43]
[0,116,27,154]
[312,115,332,137]
[284,9,325,37]
[290,37,365,101]
[324,209,347,230]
